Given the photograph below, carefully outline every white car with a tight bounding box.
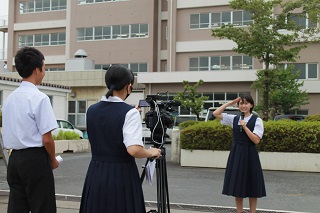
[52,119,84,139]
[166,115,198,139]
[142,122,151,142]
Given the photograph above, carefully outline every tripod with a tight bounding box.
[141,133,170,213]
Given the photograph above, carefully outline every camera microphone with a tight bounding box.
[240,112,245,132]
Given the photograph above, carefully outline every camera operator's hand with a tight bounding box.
[135,104,142,113]
[127,145,161,159]
[148,148,162,159]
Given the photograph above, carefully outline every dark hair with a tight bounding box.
[105,65,134,98]
[14,47,45,78]
[239,94,254,113]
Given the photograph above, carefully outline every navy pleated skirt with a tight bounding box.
[222,142,266,198]
[79,159,146,213]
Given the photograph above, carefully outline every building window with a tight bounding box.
[68,100,86,128]
[20,0,66,14]
[200,92,246,116]
[94,26,111,40]
[286,63,318,80]
[95,63,148,75]
[131,24,149,38]
[190,13,210,29]
[18,33,66,47]
[51,33,66,45]
[45,67,65,71]
[189,55,253,71]
[190,10,253,29]
[78,0,126,4]
[123,63,148,76]
[77,24,149,41]
[287,13,317,29]
[95,64,112,70]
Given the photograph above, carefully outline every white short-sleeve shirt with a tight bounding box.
[2,81,58,149]
[221,113,264,139]
[101,96,144,148]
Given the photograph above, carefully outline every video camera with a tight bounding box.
[144,94,181,145]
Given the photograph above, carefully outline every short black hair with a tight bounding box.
[239,93,254,113]
[105,65,134,98]
[14,47,45,78]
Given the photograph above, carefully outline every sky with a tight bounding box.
[0,0,9,60]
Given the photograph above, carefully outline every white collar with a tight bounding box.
[100,96,124,103]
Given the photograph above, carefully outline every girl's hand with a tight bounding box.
[239,119,246,128]
[231,97,241,107]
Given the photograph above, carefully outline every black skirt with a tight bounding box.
[80,159,145,213]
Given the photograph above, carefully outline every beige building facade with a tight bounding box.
[1,0,320,128]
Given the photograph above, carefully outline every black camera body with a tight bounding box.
[144,95,177,130]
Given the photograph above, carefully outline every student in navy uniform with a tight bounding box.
[213,94,266,213]
[2,47,59,213]
[80,65,161,213]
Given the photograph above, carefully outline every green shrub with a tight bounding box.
[259,120,320,153]
[180,119,320,153]
[180,120,232,151]
[305,114,320,122]
[52,130,80,140]
[178,120,200,130]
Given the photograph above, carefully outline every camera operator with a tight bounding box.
[80,65,161,213]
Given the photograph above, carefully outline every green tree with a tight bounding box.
[212,0,320,120]
[252,67,309,119]
[174,80,209,120]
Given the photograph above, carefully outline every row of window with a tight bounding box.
[190,11,317,30]
[189,56,318,80]
[148,92,247,117]
[190,10,253,29]
[77,24,148,41]
[19,0,126,14]
[68,93,247,127]
[95,63,147,75]
[20,0,66,14]
[285,63,318,80]
[46,67,65,71]
[190,55,253,71]
[142,92,309,117]
[280,13,317,30]
[78,0,126,4]
[19,33,66,47]
[44,63,147,73]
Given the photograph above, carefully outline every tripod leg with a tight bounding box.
[159,158,166,213]
[140,158,150,184]
[155,148,171,213]
[162,155,170,213]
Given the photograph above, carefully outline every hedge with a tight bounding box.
[53,130,80,140]
[180,119,320,153]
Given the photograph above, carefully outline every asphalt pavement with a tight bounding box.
[0,144,319,212]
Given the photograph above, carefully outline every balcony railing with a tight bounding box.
[0,19,8,33]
